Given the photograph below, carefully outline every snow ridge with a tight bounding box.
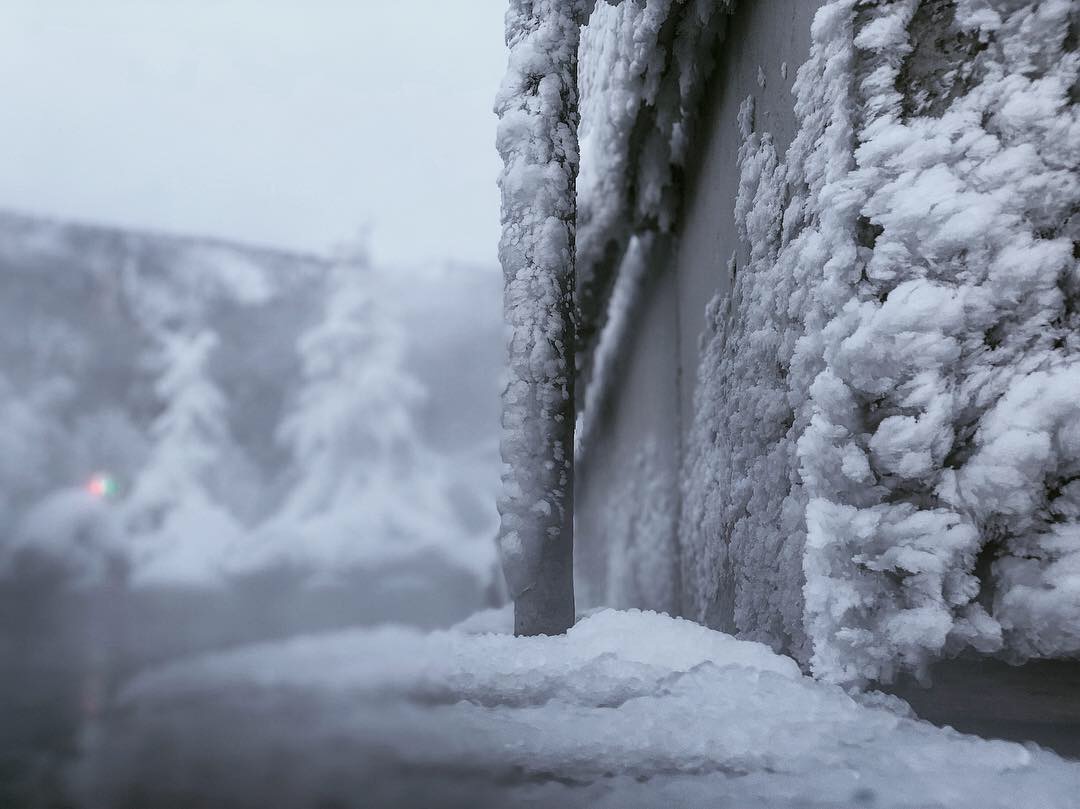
[82,609,1080,808]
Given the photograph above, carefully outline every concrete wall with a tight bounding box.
[575,0,1080,760]
[576,0,819,613]
[673,0,818,439]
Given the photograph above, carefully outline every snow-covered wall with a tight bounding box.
[577,0,1080,688]
[577,0,818,622]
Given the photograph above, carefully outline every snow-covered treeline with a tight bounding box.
[680,0,1079,685]
[0,211,500,596]
[0,212,504,808]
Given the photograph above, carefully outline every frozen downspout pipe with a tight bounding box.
[494,0,618,636]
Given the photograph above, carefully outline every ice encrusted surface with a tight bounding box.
[493,0,586,606]
[682,0,1080,684]
[576,0,727,343]
[78,609,1080,809]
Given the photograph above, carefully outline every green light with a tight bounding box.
[86,473,118,500]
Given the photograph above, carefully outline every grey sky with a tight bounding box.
[0,1,507,267]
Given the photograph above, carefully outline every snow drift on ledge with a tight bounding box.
[76,609,1080,809]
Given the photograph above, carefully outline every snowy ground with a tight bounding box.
[74,609,1080,809]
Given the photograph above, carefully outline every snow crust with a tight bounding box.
[80,609,1080,808]
[681,0,1080,683]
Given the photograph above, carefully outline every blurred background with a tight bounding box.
[0,1,508,804]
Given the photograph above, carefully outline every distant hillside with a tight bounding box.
[0,209,502,585]
[0,211,506,807]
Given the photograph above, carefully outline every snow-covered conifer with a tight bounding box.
[123,328,242,583]
[273,240,426,524]
[237,239,482,580]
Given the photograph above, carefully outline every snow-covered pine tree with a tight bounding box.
[123,328,242,583]
[495,0,598,636]
[269,240,438,552]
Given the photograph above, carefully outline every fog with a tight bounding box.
[0,4,507,806]
[0,0,506,267]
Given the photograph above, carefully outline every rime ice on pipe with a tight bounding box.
[494,0,595,636]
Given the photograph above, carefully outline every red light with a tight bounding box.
[86,473,116,499]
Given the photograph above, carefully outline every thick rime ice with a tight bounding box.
[681,90,810,657]
[495,0,592,630]
[80,610,1080,808]
[682,0,1080,683]
[576,0,728,347]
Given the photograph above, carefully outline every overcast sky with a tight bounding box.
[0,1,507,267]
